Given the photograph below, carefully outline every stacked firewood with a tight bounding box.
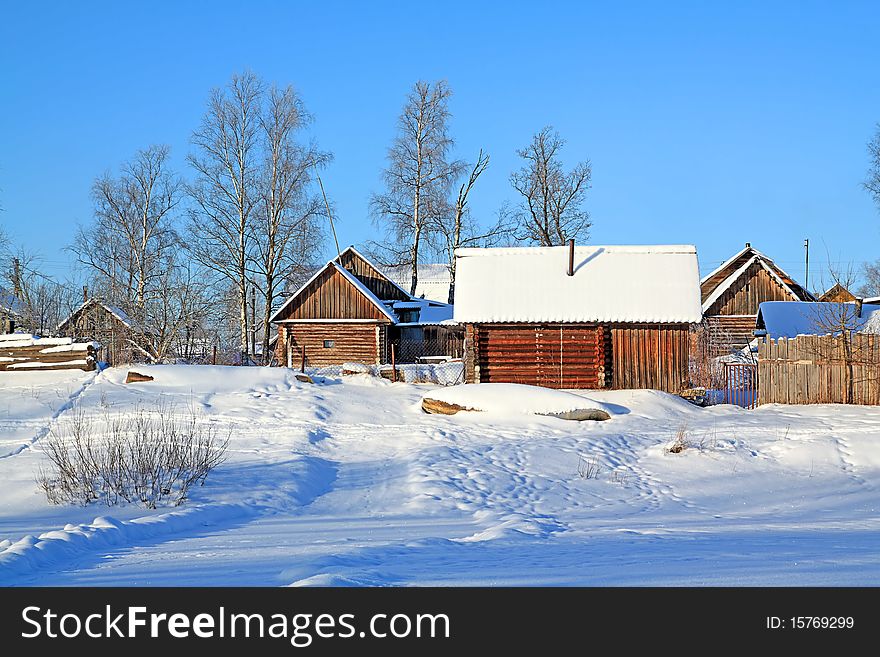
[0,334,99,372]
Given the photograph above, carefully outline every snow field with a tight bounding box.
[2,366,880,585]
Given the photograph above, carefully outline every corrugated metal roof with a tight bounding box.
[453,245,702,324]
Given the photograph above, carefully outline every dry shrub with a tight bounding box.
[36,401,229,508]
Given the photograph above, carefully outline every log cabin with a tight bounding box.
[1,286,25,334]
[700,243,814,353]
[57,297,155,365]
[270,247,460,368]
[454,243,702,391]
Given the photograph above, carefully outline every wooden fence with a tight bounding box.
[757,334,880,405]
[0,334,98,372]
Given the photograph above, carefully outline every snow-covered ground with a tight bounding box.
[1,365,879,586]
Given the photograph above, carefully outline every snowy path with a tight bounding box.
[2,366,880,585]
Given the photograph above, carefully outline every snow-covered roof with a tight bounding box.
[391,299,455,326]
[756,301,880,339]
[0,286,26,316]
[382,263,451,303]
[57,298,138,332]
[453,245,702,324]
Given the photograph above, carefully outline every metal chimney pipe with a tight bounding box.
[567,239,575,276]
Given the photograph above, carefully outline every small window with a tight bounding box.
[323,340,334,348]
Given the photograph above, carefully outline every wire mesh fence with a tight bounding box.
[300,335,465,385]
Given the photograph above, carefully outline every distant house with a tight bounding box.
[700,243,814,352]
[454,243,702,391]
[818,283,857,303]
[0,286,26,334]
[270,247,459,368]
[756,300,880,339]
[382,263,452,303]
[57,298,154,365]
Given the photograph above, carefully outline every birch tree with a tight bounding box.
[508,126,592,246]
[867,123,880,209]
[188,72,262,364]
[429,150,513,303]
[252,84,330,363]
[371,80,464,295]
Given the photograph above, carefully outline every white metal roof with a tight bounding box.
[453,245,702,324]
[757,301,880,338]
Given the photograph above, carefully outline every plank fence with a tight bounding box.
[757,334,880,405]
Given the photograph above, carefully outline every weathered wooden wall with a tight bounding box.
[758,334,880,405]
[702,315,758,354]
[276,267,392,322]
[467,323,606,389]
[277,323,380,367]
[61,307,138,365]
[609,324,690,393]
[336,251,410,302]
[705,263,794,316]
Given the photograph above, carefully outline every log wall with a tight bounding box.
[276,323,381,367]
[469,323,606,389]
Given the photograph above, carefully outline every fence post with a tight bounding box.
[391,343,397,382]
[300,345,306,372]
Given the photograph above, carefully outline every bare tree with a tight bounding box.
[371,80,464,295]
[70,145,183,359]
[429,150,513,303]
[508,126,592,246]
[866,123,880,209]
[1,246,78,335]
[251,85,330,363]
[188,72,263,364]
[857,259,880,298]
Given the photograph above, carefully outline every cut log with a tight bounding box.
[125,371,154,383]
[538,408,610,421]
[421,397,481,415]
[294,373,313,384]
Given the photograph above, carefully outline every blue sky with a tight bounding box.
[1,1,879,290]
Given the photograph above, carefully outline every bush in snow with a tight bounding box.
[36,402,229,508]
[577,455,601,480]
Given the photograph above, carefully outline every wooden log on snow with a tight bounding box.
[125,371,154,383]
[421,397,480,415]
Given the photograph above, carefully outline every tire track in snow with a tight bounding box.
[0,370,99,460]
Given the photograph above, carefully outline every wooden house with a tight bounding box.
[454,243,702,391]
[270,247,460,368]
[818,283,857,303]
[1,285,25,334]
[700,243,813,352]
[57,298,154,365]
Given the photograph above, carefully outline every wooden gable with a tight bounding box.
[336,248,411,302]
[704,260,798,316]
[701,246,813,316]
[273,265,393,322]
[818,283,856,303]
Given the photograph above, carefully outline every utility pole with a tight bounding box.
[804,238,810,294]
[11,258,21,297]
